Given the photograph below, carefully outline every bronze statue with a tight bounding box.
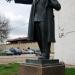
[6,0,61,59]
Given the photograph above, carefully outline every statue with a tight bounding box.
[6,0,61,59]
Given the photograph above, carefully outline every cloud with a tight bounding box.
[0,0,31,39]
[4,11,29,38]
[8,34,27,39]
[5,12,24,21]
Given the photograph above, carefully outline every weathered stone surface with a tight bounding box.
[19,59,65,75]
[26,59,59,65]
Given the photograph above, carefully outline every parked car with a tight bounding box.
[9,48,22,55]
[23,49,34,54]
[27,49,34,54]
[4,50,14,55]
[32,48,41,56]
[1,49,14,56]
[21,50,28,54]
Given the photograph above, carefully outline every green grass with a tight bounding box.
[65,68,75,75]
[0,63,20,75]
[0,63,75,75]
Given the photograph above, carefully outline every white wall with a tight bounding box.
[54,0,75,65]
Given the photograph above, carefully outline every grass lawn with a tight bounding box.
[0,63,19,75]
[65,68,75,75]
[0,63,75,75]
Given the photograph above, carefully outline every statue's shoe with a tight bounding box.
[38,55,49,60]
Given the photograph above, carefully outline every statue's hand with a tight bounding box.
[6,0,12,2]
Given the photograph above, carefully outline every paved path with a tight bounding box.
[0,54,38,64]
[65,64,75,68]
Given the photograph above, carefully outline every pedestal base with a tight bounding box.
[19,59,65,75]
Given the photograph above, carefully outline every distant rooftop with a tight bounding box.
[7,37,34,44]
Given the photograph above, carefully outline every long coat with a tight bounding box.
[15,0,61,42]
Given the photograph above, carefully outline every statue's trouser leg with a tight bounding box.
[38,41,51,59]
[34,21,51,59]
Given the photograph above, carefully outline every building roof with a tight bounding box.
[7,37,34,43]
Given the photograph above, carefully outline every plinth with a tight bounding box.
[19,59,65,75]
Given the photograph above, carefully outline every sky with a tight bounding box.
[0,0,32,39]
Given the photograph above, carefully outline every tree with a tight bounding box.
[0,15,9,43]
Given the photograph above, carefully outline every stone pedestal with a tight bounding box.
[19,59,65,75]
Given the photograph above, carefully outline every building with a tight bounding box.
[0,37,54,58]
[6,37,39,50]
[54,0,75,65]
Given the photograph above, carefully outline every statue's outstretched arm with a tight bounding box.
[14,0,33,4]
[6,0,33,4]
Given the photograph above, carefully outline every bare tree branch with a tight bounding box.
[0,15,9,43]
